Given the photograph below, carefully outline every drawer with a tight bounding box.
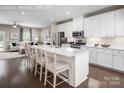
[113,50,124,56]
[98,48,113,55]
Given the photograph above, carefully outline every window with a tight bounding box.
[0,31,5,48]
[0,32,4,41]
[23,31,30,41]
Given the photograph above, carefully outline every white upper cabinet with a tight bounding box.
[100,11,115,37]
[84,15,100,37]
[73,17,84,31]
[57,23,65,32]
[115,8,124,36]
[84,11,116,37]
[65,22,73,37]
[57,22,73,37]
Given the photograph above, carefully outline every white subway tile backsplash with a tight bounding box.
[86,37,124,47]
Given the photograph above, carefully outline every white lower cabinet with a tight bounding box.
[89,48,98,64]
[113,50,124,71]
[98,49,113,68]
[83,46,124,72]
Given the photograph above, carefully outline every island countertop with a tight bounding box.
[31,45,89,57]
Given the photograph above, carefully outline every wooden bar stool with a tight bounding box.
[34,48,45,81]
[24,45,30,68]
[44,51,70,88]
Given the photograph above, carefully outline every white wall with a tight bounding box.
[0,25,20,50]
[40,27,49,43]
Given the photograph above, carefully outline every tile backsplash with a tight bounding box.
[86,37,124,47]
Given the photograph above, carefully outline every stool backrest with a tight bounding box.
[35,48,41,63]
[25,46,28,56]
[44,51,56,70]
[27,46,32,57]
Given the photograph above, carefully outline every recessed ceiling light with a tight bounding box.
[66,12,70,15]
[22,11,25,15]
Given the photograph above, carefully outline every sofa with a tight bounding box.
[9,41,37,52]
[10,42,19,51]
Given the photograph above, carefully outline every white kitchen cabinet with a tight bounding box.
[73,17,83,31]
[98,49,113,68]
[113,50,124,71]
[65,22,73,37]
[82,46,124,72]
[57,22,73,37]
[57,23,65,32]
[100,11,115,37]
[84,15,100,37]
[89,48,98,64]
[115,8,124,36]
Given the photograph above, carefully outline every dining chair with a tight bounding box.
[44,51,70,88]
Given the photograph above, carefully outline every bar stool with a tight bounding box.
[26,46,34,69]
[29,47,36,71]
[44,51,70,88]
[34,48,45,81]
[24,45,30,68]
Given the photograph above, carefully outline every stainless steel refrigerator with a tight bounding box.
[52,32,67,46]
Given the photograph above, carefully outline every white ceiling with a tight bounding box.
[0,5,111,28]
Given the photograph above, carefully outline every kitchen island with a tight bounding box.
[32,45,89,87]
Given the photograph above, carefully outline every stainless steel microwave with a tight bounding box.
[72,31,84,38]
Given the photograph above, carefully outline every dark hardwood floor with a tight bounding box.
[0,57,124,88]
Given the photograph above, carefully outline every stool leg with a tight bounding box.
[35,63,37,75]
[26,57,29,69]
[23,57,26,67]
[68,70,70,88]
[44,68,47,86]
[30,59,34,71]
[40,66,43,81]
[28,58,30,68]
[53,73,56,88]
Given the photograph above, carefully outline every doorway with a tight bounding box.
[0,31,5,51]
